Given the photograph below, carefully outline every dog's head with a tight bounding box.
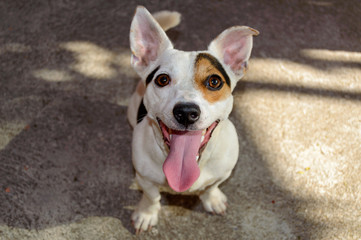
[130,6,258,192]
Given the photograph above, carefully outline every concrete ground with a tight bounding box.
[1,0,361,239]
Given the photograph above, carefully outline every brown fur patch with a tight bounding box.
[194,53,231,103]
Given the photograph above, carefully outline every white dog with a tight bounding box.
[127,6,258,233]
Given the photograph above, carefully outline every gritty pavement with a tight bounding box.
[1,0,361,239]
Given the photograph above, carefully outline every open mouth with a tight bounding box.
[157,118,219,156]
[156,118,219,193]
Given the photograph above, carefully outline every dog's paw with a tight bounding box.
[199,187,228,215]
[131,198,161,234]
[132,210,159,234]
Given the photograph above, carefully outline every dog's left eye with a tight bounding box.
[205,75,223,91]
[155,74,171,87]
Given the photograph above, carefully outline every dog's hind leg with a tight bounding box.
[131,173,161,234]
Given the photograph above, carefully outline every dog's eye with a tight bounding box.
[155,74,171,87]
[205,75,223,91]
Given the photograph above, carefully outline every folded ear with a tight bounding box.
[130,6,173,71]
[208,26,259,78]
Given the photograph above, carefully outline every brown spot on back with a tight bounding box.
[194,53,231,103]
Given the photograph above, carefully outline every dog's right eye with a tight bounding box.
[155,74,171,87]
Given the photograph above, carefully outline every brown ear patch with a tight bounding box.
[194,53,231,103]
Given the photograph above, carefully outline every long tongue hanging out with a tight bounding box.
[162,130,203,192]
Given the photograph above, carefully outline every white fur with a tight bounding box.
[127,6,258,233]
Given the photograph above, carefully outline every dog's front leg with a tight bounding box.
[132,173,161,234]
[199,180,228,215]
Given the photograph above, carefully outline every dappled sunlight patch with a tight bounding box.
[307,1,334,7]
[28,41,137,105]
[0,43,31,54]
[301,49,361,63]
[0,121,28,150]
[32,69,73,82]
[114,49,137,78]
[60,41,117,79]
[246,57,361,91]
[280,140,345,191]
[60,41,136,79]
[234,91,361,201]
[0,216,132,239]
[232,53,361,238]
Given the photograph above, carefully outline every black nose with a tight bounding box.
[173,103,201,127]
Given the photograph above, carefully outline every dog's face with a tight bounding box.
[130,6,258,131]
[130,7,258,192]
[141,49,234,132]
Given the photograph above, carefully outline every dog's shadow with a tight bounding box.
[161,192,203,212]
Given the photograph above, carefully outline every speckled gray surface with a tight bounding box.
[1,0,361,239]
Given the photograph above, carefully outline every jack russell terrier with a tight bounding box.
[127,6,258,233]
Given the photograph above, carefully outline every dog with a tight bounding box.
[127,6,258,233]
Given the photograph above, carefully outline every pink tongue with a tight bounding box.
[163,130,202,192]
